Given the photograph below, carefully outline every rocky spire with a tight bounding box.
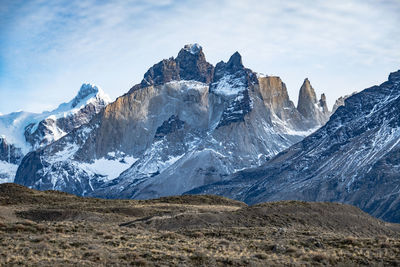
[297,78,330,126]
[319,93,329,114]
[226,52,244,72]
[212,51,256,85]
[297,78,318,119]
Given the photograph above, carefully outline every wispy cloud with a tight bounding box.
[0,0,399,113]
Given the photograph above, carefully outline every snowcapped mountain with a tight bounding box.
[0,84,110,182]
[188,70,400,223]
[15,44,330,197]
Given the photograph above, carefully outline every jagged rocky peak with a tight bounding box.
[332,92,357,113]
[211,51,256,94]
[139,44,213,88]
[214,52,244,78]
[176,43,214,83]
[388,69,400,83]
[226,52,244,72]
[140,59,180,87]
[297,78,330,125]
[210,51,256,128]
[71,83,109,108]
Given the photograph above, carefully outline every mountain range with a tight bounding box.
[11,44,329,198]
[188,70,400,223]
[2,44,398,223]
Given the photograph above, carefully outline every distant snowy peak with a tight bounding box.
[24,83,111,149]
[71,83,110,108]
[0,83,110,181]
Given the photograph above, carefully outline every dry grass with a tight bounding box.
[0,183,399,266]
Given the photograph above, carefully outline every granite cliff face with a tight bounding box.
[15,44,330,198]
[297,78,330,126]
[0,84,110,182]
[188,70,400,223]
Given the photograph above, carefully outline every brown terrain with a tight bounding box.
[0,183,399,266]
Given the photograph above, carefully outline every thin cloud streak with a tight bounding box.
[0,0,399,113]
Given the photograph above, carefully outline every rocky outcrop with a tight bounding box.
[188,70,400,223]
[257,76,306,131]
[332,92,357,113]
[139,43,213,88]
[297,78,330,126]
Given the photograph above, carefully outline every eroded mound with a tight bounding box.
[144,194,247,207]
[1,183,399,266]
[121,200,396,237]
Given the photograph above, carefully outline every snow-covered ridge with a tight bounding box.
[0,83,111,182]
[0,83,110,154]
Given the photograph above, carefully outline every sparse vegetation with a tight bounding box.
[0,183,399,266]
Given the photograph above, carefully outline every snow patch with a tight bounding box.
[165,80,208,92]
[183,43,202,55]
[212,74,246,96]
[81,156,138,182]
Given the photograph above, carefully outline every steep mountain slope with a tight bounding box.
[0,84,110,182]
[15,44,330,197]
[188,70,400,223]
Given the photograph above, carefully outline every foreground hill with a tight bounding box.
[0,183,399,266]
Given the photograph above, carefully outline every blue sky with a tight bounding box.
[1,0,399,114]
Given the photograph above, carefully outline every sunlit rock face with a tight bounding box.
[297,78,330,127]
